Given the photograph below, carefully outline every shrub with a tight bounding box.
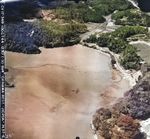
[5,20,86,53]
[89,0,135,14]
[111,115,140,138]
[55,3,106,23]
[111,26,148,40]
[32,20,86,47]
[111,9,131,20]
[5,22,42,54]
[111,9,150,26]
[93,4,110,16]
[55,7,72,22]
[93,109,141,139]
[120,45,140,69]
[92,74,150,139]
[85,26,148,69]
[85,34,97,43]
[86,11,106,23]
[97,33,111,47]
[108,38,128,53]
[112,74,150,119]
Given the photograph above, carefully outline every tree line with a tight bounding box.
[85,26,149,69]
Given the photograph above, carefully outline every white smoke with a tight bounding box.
[0,0,22,2]
[140,118,150,139]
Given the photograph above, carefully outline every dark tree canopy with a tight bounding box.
[92,73,150,139]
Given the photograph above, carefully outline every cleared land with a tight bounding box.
[80,15,120,41]
[131,42,150,65]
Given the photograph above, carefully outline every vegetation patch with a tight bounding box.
[55,3,106,23]
[33,20,86,47]
[88,0,136,15]
[111,9,150,26]
[127,34,150,42]
[5,20,86,54]
[93,74,150,139]
[84,26,149,69]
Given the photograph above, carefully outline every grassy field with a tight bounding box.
[131,43,150,65]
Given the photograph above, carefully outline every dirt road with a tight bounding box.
[80,15,119,41]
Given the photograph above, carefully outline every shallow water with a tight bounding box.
[5,45,129,139]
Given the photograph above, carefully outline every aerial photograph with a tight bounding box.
[3,0,150,138]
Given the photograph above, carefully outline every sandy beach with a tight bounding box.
[5,45,130,139]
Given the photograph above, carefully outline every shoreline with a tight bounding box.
[82,42,143,87]
[5,44,131,139]
[85,40,150,139]
[129,41,150,46]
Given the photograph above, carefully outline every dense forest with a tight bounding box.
[111,9,150,26]
[4,0,137,54]
[55,3,106,23]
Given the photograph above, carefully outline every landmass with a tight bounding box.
[4,0,150,139]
